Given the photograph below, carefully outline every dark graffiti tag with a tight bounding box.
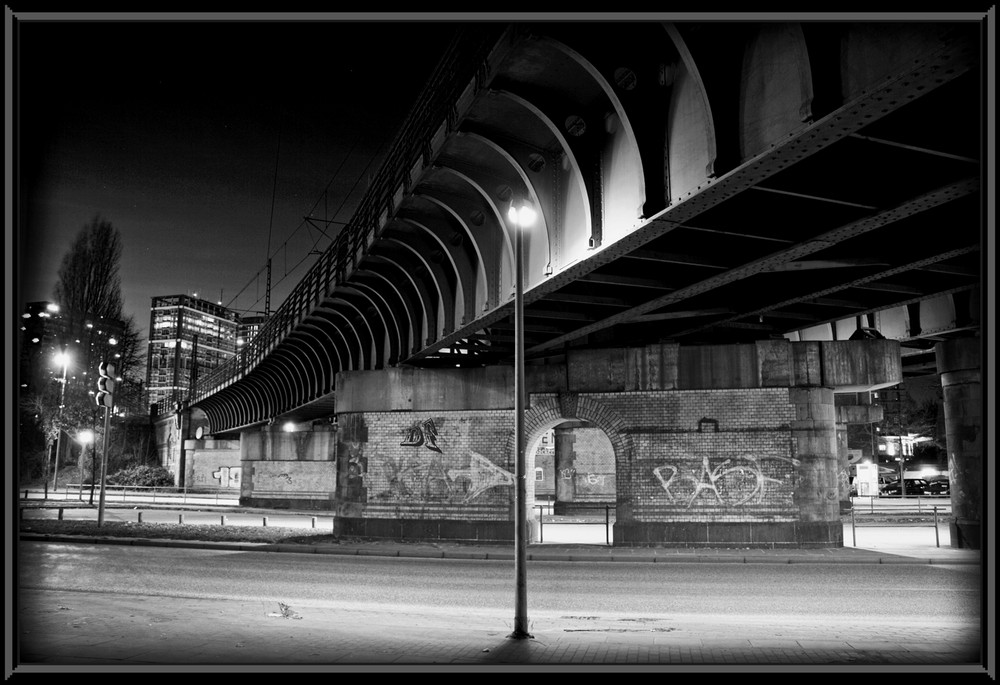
[400,419,442,452]
[653,454,799,508]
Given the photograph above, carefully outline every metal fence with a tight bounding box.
[535,504,614,546]
[847,496,949,548]
[20,485,240,507]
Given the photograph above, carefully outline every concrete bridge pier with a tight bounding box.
[935,337,982,550]
[790,388,841,543]
[834,397,884,513]
[553,424,577,513]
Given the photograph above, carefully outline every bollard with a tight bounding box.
[179,513,184,524]
[138,512,144,524]
[24,489,28,500]
[311,517,317,529]
[58,508,64,521]
[851,507,857,547]
[934,506,940,548]
[263,516,268,527]
[221,515,226,526]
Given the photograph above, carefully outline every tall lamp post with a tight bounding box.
[507,198,536,640]
[51,349,70,492]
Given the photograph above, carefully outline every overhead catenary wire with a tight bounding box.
[223,132,393,317]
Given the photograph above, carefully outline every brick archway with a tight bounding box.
[503,392,637,527]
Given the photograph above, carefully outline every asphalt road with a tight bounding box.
[15,540,982,667]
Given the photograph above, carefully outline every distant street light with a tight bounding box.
[507,197,536,640]
[51,349,70,492]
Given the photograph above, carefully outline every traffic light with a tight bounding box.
[96,361,116,408]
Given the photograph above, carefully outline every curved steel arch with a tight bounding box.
[268,345,315,407]
[280,334,326,399]
[254,360,292,418]
[433,134,552,292]
[353,267,418,356]
[240,372,275,424]
[483,90,593,260]
[425,167,514,301]
[382,228,458,335]
[300,314,352,373]
[286,327,338,396]
[396,217,471,327]
[380,234,453,338]
[296,321,344,382]
[409,193,491,315]
[330,288,388,369]
[345,278,404,366]
[320,296,379,369]
[311,306,364,371]
[364,251,435,349]
[335,284,397,367]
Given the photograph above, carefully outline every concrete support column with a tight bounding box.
[835,423,851,513]
[554,426,576,508]
[790,388,840,526]
[935,338,982,550]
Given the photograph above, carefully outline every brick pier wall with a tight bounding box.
[193,340,899,547]
[330,340,899,547]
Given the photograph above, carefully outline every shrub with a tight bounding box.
[105,464,175,488]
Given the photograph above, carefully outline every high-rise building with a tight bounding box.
[146,295,239,412]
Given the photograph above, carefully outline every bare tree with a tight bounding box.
[39,216,153,483]
[53,215,125,330]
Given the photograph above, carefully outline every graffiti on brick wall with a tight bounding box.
[400,419,442,452]
[212,466,242,489]
[447,452,515,501]
[359,417,514,503]
[344,442,367,502]
[652,454,798,508]
[375,449,513,503]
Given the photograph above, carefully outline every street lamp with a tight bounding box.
[77,430,94,500]
[507,197,536,640]
[51,349,70,492]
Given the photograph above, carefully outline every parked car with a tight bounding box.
[881,478,931,496]
[926,480,951,496]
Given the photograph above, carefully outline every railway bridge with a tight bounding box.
[153,20,985,548]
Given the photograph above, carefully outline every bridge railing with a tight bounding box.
[192,25,507,404]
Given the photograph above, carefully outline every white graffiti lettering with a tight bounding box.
[212,466,242,489]
[653,454,797,508]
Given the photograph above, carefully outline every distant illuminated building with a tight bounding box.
[19,300,125,400]
[237,314,270,349]
[146,295,239,412]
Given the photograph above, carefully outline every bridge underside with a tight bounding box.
[192,20,982,435]
[171,20,985,550]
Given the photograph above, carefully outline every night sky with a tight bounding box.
[16,16,462,339]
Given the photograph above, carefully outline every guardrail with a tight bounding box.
[535,504,614,546]
[20,485,240,507]
[847,500,947,548]
[849,495,951,516]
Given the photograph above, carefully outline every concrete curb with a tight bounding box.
[19,533,981,565]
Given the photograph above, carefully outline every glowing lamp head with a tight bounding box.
[507,201,537,228]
